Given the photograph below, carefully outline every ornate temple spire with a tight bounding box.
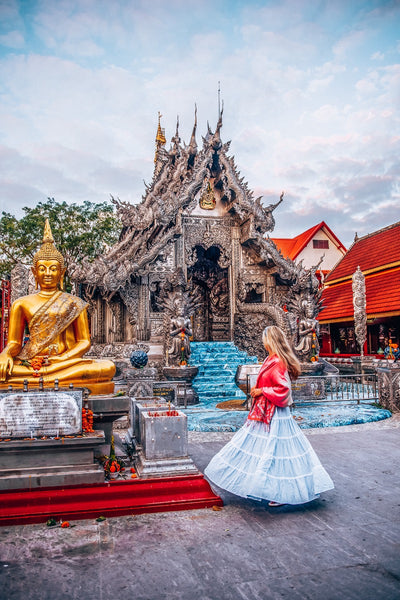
[174,115,180,140]
[154,111,166,163]
[210,104,223,150]
[208,84,223,150]
[154,112,167,177]
[216,83,223,131]
[188,104,198,158]
[214,99,223,138]
[170,115,181,161]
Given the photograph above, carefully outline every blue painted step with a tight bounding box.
[189,342,258,407]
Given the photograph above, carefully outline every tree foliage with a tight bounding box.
[0,198,121,284]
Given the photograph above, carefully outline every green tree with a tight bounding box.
[0,198,121,288]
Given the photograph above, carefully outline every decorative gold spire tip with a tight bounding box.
[42,218,54,244]
[155,111,166,146]
[33,219,65,269]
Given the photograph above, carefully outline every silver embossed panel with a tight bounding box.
[0,391,82,438]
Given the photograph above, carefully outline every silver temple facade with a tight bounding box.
[71,109,322,362]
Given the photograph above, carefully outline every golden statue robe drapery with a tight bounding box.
[18,291,88,361]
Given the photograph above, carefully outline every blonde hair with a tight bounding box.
[262,325,301,380]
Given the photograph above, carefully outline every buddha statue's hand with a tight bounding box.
[46,355,71,364]
[0,352,13,381]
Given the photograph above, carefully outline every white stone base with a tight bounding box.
[135,452,199,478]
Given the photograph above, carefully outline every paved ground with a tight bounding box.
[0,416,399,600]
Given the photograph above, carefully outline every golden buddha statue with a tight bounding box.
[0,220,115,394]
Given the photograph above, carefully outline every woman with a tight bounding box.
[204,325,334,506]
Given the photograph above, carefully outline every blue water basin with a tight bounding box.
[184,402,392,432]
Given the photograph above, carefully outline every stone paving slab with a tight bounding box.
[0,416,399,599]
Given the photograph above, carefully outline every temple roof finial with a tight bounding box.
[171,115,180,144]
[170,115,181,160]
[155,112,166,145]
[154,111,166,164]
[214,83,223,140]
[207,86,223,150]
[188,104,198,156]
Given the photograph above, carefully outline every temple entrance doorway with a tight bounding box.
[188,245,231,341]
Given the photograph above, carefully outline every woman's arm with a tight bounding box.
[259,361,291,407]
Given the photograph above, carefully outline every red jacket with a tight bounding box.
[247,354,292,426]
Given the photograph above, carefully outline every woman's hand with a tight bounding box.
[250,386,262,398]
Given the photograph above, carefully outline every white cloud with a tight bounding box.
[0,29,25,48]
[0,0,21,21]
[0,0,399,249]
[371,51,385,61]
[333,28,367,60]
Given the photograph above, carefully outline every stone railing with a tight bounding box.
[376,363,400,412]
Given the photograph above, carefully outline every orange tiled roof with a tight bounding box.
[271,237,296,258]
[325,221,400,283]
[318,281,354,321]
[366,266,400,315]
[318,266,400,322]
[272,221,346,260]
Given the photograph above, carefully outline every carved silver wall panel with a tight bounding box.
[377,365,400,412]
[107,298,125,343]
[150,315,165,338]
[150,240,175,272]
[127,367,158,397]
[137,278,150,341]
[10,263,29,303]
[183,217,232,267]
[120,282,139,322]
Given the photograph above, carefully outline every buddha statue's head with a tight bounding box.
[32,219,66,291]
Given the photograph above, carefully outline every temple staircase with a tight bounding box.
[190,342,258,407]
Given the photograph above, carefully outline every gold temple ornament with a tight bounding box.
[199,181,216,210]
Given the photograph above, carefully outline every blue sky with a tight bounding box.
[0,0,399,247]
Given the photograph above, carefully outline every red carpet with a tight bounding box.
[0,474,223,526]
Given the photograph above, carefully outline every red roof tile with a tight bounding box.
[325,221,400,283]
[318,281,354,321]
[366,267,400,315]
[319,266,400,321]
[271,237,296,258]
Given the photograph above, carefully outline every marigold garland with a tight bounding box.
[102,434,125,478]
[82,407,94,432]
